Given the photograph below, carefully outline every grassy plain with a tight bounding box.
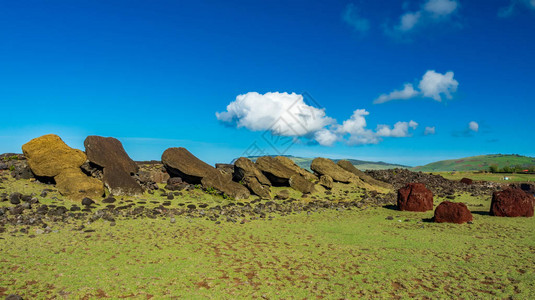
[1,177,534,299]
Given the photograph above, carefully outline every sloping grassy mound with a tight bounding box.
[413,154,535,172]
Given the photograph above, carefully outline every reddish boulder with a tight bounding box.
[460,178,473,185]
[434,201,473,224]
[490,188,534,217]
[397,183,433,212]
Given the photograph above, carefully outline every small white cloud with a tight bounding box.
[469,121,479,132]
[342,3,370,33]
[374,70,458,104]
[376,121,419,137]
[424,126,436,135]
[397,11,422,32]
[424,0,459,17]
[418,70,459,101]
[374,83,419,104]
[335,110,418,144]
[388,0,459,35]
[337,109,379,145]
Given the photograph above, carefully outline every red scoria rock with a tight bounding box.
[490,188,534,217]
[434,201,473,224]
[397,183,433,212]
[460,178,473,185]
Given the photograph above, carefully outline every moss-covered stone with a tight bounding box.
[22,134,86,177]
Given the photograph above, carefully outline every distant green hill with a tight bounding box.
[412,154,535,172]
[232,155,409,171]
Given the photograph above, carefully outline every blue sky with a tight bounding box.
[0,0,534,166]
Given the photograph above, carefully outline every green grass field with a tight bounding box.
[1,189,534,298]
[413,154,535,172]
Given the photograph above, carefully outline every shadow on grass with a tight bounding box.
[383,205,398,211]
[471,211,490,216]
[422,217,434,223]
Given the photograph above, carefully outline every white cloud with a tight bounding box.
[469,121,479,132]
[342,3,370,33]
[376,120,419,137]
[218,93,419,146]
[499,0,535,17]
[424,0,459,17]
[335,110,418,145]
[389,0,459,34]
[374,70,458,104]
[314,129,339,146]
[397,12,422,32]
[337,109,380,145]
[424,126,436,135]
[216,92,334,137]
[374,83,419,104]
[418,70,459,101]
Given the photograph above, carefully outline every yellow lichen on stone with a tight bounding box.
[22,134,86,177]
[55,169,104,200]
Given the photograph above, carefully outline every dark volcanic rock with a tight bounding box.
[319,175,333,190]
[510,183,535,196]
[9,192,22,205]
[397,183,433,212]
[102,197,116,204]
[337,160,392,189]
[310,158,354,183]
[0,154,32,179]
[161,147,214,183]
[167,177,183,185]
[275,189,290,200]
[84,136,143,196]
[9,162,33,180]
[242,176,271,199]
[201,172,250,200]
[365,168,496,199]
[434,201,473,224]
[520,183,535,195]
[490,188,534,217]
[215,163,234,176]
[162,147,250,199]
[82,197,95,206]
[84,136,138,175]
[234,157,272,198]
[460,178,473,185]
[255,156,296,186]
[289,174,315,194]
[274,156,317,181]
[103,167,144,196]
[234,157,271,186]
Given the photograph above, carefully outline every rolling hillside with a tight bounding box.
[412,154,535,172]
[233,155,410,171]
